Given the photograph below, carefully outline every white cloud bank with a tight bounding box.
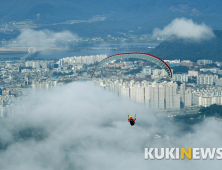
[0,82,221,170]
[7,29,79,48]
[153,18,215,40]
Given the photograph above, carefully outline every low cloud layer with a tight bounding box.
[0,82,221,170]
[153,18,215,40]
[7,29,79,48]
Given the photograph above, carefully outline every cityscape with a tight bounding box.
[1,52,222,118]
[1,1,222,169]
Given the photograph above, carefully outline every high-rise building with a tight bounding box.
[180,83,185,105]
[150,84,159,108]
[33,61,40,68]
[172,74,188,82]
[145,86,150,108]
[185,90,192,107]
[74,56,82,64]
[165,82,179,110]
[197,75,218,85]
[136,87,145,103]
[25,61,32,67]
[158,85,164,109]
[152,69,160,76]
[130,86,136,102]
[165,85,172,109]
[174,94,181,109]
[94,79,184,110]
[192,88,222,107]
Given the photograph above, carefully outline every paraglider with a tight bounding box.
[128,115,136,126]
[91,52,172,78]
[91,52,172,126]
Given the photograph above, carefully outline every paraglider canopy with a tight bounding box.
[91,52,172,78]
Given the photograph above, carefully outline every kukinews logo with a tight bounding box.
[145,148,222,160]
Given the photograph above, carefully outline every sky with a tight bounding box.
[0,81,221,170]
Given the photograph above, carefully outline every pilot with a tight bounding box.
[128,116,136,126]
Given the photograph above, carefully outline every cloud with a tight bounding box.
[7,29,79,48]
[0,82,221,170]
[153,18,215,40]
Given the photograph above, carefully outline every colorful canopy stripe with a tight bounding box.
[91,52,172,78]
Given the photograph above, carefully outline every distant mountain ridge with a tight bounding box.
[0,0,222,33]
[150,30,222,62]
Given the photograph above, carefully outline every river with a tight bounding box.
[0,42,159,60]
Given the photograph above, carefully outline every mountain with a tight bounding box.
[150,30,222,62]
[0,0,222,35]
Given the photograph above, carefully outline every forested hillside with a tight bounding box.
[151,30,222,61]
